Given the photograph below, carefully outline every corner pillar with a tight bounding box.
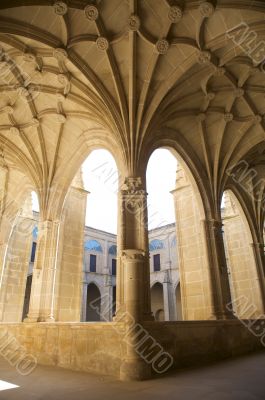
[25,219,60,322]
[203,219,234,319]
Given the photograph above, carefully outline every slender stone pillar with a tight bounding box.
[171,166,215,320]
[116,177,153,381]
[81,282,87,322]
[56,173,88,322]
[222,192,265,316]
[251,241,265,312]
[163,270,176,321]
[0,195,34,322]
[102,274,113,321]
[25,219,60,322]
[203,218,233,319]
[26,170,87,322]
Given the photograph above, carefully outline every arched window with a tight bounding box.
[84,240,103,252]
[108,245,117,256]
[149,239,164,252]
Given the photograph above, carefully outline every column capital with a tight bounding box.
[120,177,147,211]
[121,177,144,193]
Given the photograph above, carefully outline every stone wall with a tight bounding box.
[0,322,126,378]
[145,320,265,373]
[0,320,263,379]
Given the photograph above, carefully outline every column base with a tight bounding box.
[120,357,152,381]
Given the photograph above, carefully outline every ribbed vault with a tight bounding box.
[0,0,264,218]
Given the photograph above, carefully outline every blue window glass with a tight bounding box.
[109,245,117,256]
[84,240,103,252]
[112,259,117,275]
[149,239,164,252]
[153,254,161,272]
[90,254,97,272]
[30,242,37,263]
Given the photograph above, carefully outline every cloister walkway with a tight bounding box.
[0,351,264,400]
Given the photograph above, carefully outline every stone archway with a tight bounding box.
[151,282,164,321]
[86,283,101,322]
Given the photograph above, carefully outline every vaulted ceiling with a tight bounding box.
[0,0,265,217]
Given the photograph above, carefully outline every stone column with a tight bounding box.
[81,282,87,322]
[251,242,265,312]
[0,195,34,322]
[56,174,88,322]
[163,270,176,321]
[221,191,265,317]
[102,274,113,321]
[203,218,233,319]
[116,177,153,381]
[115,177,152,322]
[171,166,216,320]
[26,170,88,322]
[25,219,60,322]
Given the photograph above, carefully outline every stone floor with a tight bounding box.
[0,352,265,400]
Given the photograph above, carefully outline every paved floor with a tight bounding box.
[0,352,265,400]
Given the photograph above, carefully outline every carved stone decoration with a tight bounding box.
[121,177,146,211]
[57,74,69,86]
[32,118,40,127]
[155,39,169,55]
[224,113,233,122]
[0,106,13,114]
[56,114,66,123]
[84,5,99,21]
[96,37,109,51]
[56,93,66,102]
[196,112,206,122]
[23,51,36,63]
[197,51,211,65]
[205,92,215,101]
[253,115,262,124]
[168,6,183,23]
[53,1,68,16]
[57,74,71,94]
[19,87,30,98]
[121,177,143,193]
[234,88,244,98]
[9,127,20,135]
[53,48,68,60]
[213,66,226,76]
[199,2,215,18]
[128,14,140,31]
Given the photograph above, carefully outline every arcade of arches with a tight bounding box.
[0,0,265,383]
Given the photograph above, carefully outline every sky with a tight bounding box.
[82,148,177,233]
[32,148,178,234]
